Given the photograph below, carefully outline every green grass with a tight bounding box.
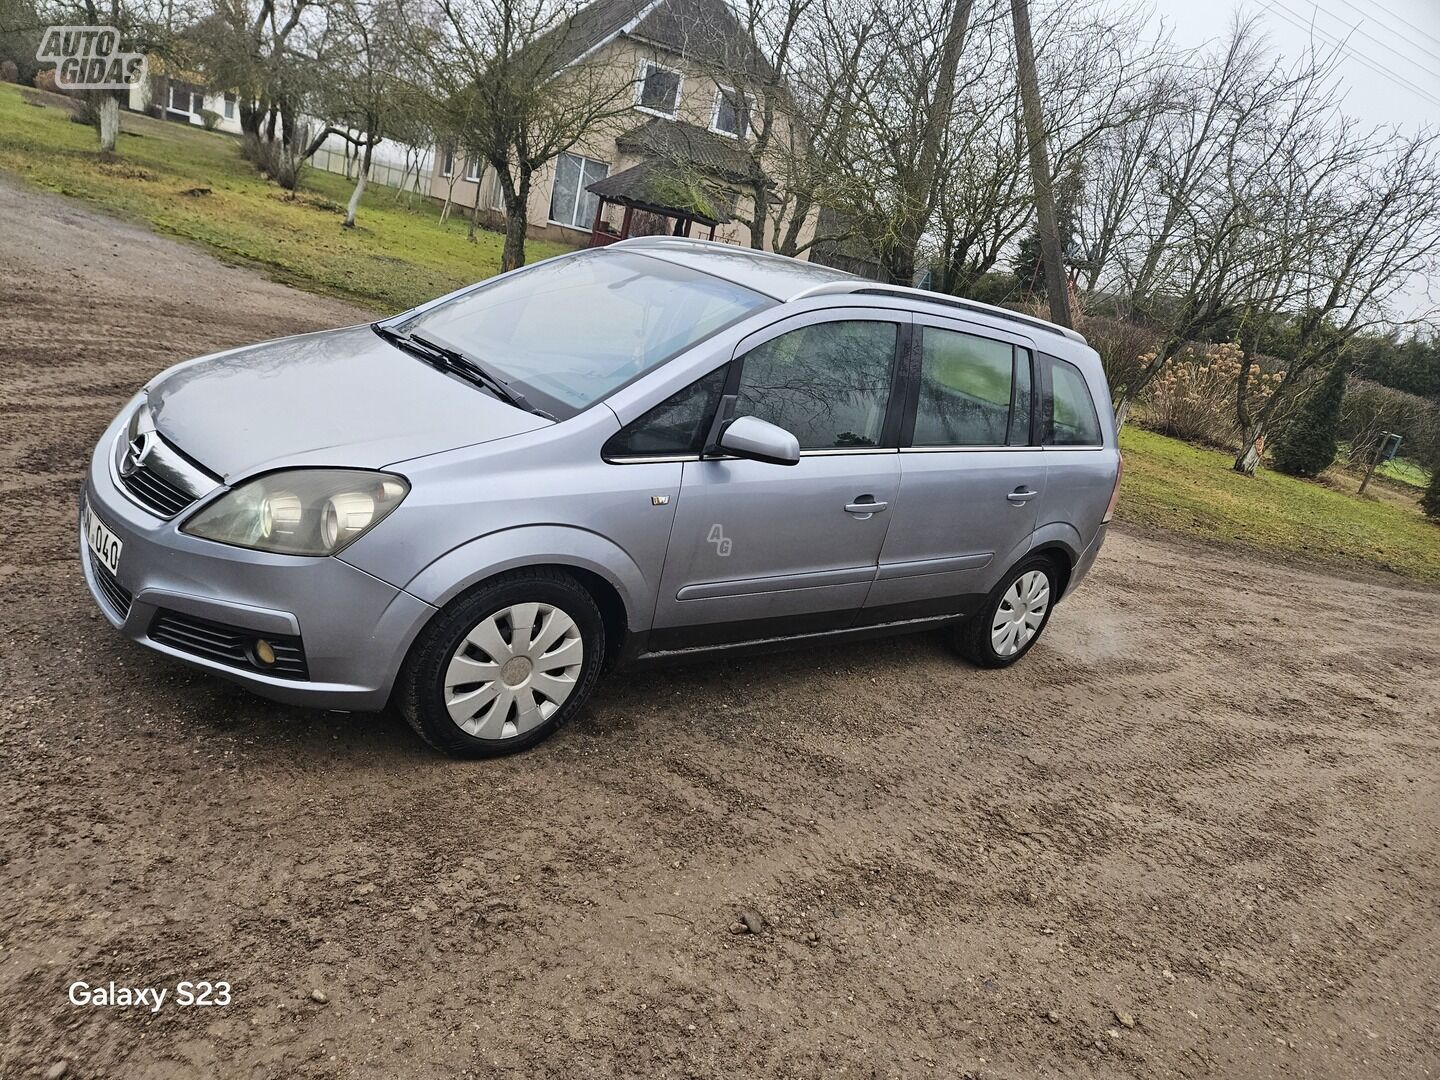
[1377,456,1432,489]
[1118,427,1440,583]
[0,83,576,312]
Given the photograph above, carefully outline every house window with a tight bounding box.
[636,61,682,117]
[464,157,481,182]
[711,86,753,138]
[439,147,455,178]
[548,152,609,229]
[223,92,236,119]
[168,82,194,114]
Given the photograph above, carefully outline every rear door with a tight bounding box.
[863,315,1046,623]
[650,311,906,649]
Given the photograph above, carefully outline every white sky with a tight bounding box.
[1146,0,1440,320]
[1149,0,1440,135]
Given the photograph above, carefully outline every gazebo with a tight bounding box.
[585,160,733,247]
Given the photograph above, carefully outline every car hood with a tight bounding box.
[146,325,550,480]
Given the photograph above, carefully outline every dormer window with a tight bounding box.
[711,85,753,138]
[637,61,682,117]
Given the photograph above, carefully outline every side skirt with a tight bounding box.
[623,610,975,669]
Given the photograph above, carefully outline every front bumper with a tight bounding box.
[80,420,435,711]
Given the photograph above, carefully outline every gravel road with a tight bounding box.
[1,175,1437,1079]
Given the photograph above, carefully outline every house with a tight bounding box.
[427,0,820,254]
[126,58,243,134]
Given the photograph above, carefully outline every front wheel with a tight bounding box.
[397,569,606,757]
[952,557,1058,668]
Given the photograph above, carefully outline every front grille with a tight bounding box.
[119,463,195,518]
[149,609,309,680]
[90,555,132,620]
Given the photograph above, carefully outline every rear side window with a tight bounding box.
[735,320,898,449]
[1047,359,1102,446]
[604,366,727,459]
[912,328,1017,446]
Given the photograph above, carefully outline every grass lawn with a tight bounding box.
[1377,456,1431,489]
[1118,426,1440,584]
[0,83,576,312]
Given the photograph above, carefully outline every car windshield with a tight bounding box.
[396,250,773,416]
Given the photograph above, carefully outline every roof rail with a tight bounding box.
[788,280,1087,344]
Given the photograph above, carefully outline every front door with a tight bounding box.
[865,316,1045,623]
[650,313,906,650]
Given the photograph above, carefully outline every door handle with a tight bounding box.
[1006,488,1039,504]
[845,497,888,515]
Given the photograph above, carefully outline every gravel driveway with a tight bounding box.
[1,176,1437,1080]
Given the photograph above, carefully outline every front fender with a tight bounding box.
[398,525,652,631]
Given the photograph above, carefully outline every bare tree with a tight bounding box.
[421,0,634,270]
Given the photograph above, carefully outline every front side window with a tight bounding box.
[637,62,682,115]
[912,328,1015,446]
[712,87,751,137]
[734,320,898,449]
[1047,358,1102,446]
[399,250,771,416]
[604,366,728,459]
[549,152,609,229]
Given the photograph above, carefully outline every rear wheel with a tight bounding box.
[953,556,1058,668]
[397,569,606,757]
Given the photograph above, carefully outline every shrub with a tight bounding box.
[0,59,19,84]
[1134,342,1284,450]
[1084,315,1159,407]
[1422,468,1440,520]
[1339,377,1440,469]
[1271,361,1346,477]
[199,108,221,130]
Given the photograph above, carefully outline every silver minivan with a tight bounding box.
[81,238,1121,756]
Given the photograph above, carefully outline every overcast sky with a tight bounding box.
[1151,0,1440,134]
[1146,0,1440,319]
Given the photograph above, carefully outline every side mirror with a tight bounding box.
[717,415,801,466]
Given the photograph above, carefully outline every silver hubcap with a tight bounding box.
[991,570,1050,657]
[443,603,584,739]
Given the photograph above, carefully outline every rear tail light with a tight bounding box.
[1102,453,1124,524]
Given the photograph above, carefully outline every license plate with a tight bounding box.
[85,505,123,576]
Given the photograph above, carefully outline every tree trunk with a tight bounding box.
[1011,0,1073,328]
[501,186,528,272]
[344,141,373,228]
[97,93,120,153]
[1234,431,1263,476]
[1113,396,1132,430]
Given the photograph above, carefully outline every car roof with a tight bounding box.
[612,236,1088,346]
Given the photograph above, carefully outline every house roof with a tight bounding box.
[587,160,734,225]
[543,0,773,80]
[615,117,751,182]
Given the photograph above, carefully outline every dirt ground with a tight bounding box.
[1,175,1437,1080]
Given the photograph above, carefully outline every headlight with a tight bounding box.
[182,469,409,555]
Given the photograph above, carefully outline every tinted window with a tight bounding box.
[604,367,727,459]
[401,251,771,416]
[913,328,1014,446]
[735,321,898,449]
[1010,349,1034,444]
[1048,359,1102,446]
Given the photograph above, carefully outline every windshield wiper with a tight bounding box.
[373,324,555,420]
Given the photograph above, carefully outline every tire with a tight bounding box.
[396,568,606,757]
[952,556,1059,669]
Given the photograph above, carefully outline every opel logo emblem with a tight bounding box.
[121,431,154,476]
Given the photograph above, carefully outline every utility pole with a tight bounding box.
[1010,0,1073,328]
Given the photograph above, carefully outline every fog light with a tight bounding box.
[253,638,277,667]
